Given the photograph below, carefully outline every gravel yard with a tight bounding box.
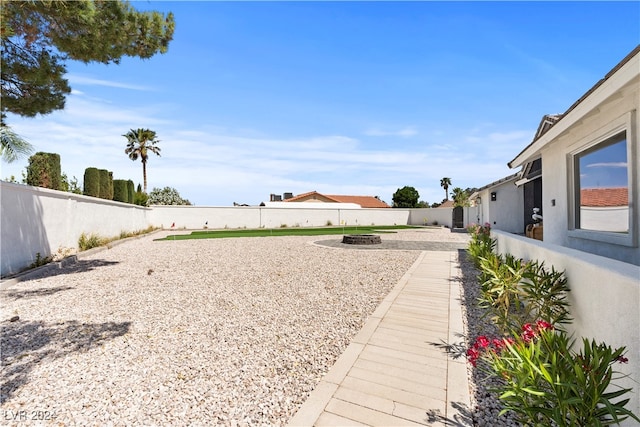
[1,228,470,426]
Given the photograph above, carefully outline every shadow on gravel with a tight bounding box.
[0,319,131,404]
[425,401,474,426]
[3,285,75,301]
[11,259,120,283]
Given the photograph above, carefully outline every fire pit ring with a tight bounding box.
[342,234,382,245]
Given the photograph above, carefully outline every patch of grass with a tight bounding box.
[78,232,108,251]
[155,225,420,241]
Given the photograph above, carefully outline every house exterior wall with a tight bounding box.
[493,230,640,422]
[1,181,150,277]
[539,81,639,265]
[476,180,524,234]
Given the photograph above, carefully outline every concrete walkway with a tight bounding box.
[288,250,472,426]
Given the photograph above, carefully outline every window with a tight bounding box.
[575,132,628,233]
[569,111,636,247]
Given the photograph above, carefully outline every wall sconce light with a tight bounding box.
[491,192,497,201]
[475,196,482,205]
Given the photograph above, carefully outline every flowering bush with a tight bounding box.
[468,322,639,426]
[466,222,495,268]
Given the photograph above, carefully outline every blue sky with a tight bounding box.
[2,1,639,206]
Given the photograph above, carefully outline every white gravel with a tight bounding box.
[1,228,472,426]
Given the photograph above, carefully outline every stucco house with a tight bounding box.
[282,191,391,208]
[495,45,640,423]
[470,173,523,234]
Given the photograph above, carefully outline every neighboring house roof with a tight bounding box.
[437,200,455,208]
[283,191,391,208]
[509,44,640,168]
[580,188,629,207]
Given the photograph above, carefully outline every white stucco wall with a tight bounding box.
[1,183,413,276]
[149,206,410,230]
[1,182,150,277]
[537,78,639,265]
[493,230,640,423]
[476,180,524,234]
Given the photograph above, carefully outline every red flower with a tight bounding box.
[467,347,480,366]
[535,320,554,332]
[616,355,629,364]
[476,336,491,348]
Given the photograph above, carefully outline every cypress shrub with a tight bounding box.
[26,152,62,190]
[108,171,114,200]
[48,153,62,190]
[83,167,100,197]
[98,169,111,199]
[113,179,129,202]
[127,180,135,204]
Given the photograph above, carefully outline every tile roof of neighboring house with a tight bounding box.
[437,200,455,208]
[580,188,628,207]
[283,191,390,208]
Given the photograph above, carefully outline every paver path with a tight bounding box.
[288,250,472,426]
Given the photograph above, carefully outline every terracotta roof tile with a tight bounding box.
[282,191,390,208]
[580,188,628,207]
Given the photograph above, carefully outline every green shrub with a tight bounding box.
[127,180,135,204]
[26,152,62,190]
[78,232,107,251]
[83,167,100,197]
[469,324,638,426]
[113,179,129,202]
[465,226,638,425]
[98,169,112,200]
[108,171,114,200]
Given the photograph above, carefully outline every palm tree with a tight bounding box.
[451,187,469,207]
[123,128,161,193]
[440,177,452,200]
[0,120,33,163]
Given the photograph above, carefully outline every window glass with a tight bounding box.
[576,132,628,233]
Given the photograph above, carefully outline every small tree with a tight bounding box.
[392,186,419,208]
[26,152,62,190]
[133,183,148,206]
[148,186,192,205]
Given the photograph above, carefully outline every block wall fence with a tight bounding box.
[1,182,473,277]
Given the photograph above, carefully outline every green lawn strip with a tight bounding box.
[155,225,420,241]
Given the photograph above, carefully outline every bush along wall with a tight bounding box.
[83,167,100,197]
[98,169,112,200]
[26,152,62,190]
[127,180,135,204]
[465,223,639,426]
[113,179,129,203]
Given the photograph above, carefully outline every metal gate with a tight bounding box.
[452,206,464,229]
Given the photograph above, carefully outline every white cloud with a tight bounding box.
[67,74,154,91]
[1,93,522,207]
[586,162,627,168]
[363,127,418,137]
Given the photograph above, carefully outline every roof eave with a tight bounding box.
[508,45,640,169]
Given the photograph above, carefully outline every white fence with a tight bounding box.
[1,182,150,277]
[1,182,474,277]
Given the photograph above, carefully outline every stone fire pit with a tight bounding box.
[342,234,382,245]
